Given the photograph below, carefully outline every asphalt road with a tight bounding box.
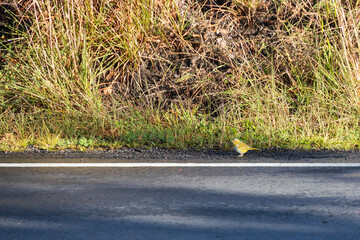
[0,150,359,239]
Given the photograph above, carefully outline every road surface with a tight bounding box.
[0,149,359,239]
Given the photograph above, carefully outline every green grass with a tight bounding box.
[1,0,360,151]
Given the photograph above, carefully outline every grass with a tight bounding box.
[0,0,360,152]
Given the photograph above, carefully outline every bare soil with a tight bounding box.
[0,148,359,163]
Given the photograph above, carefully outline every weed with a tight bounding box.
[1,0,359,151]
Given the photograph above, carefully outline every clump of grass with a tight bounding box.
[1,0,360,151]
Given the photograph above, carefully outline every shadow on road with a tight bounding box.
[1,170,359,240]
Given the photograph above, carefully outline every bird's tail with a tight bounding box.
[251,148,259,150]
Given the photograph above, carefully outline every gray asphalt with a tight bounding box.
[0,157,359,240]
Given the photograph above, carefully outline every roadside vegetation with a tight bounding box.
[1,0,359,151]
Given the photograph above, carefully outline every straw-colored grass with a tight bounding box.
[1,0,359,151]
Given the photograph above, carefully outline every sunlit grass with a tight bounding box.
[0,0,359,151]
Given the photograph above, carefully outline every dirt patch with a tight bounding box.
[0,148,359,163]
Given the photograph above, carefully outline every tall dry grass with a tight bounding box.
[0,0,359,151]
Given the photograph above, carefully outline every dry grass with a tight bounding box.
[0,0,359,151]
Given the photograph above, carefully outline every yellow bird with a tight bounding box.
[232,138,258,157]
